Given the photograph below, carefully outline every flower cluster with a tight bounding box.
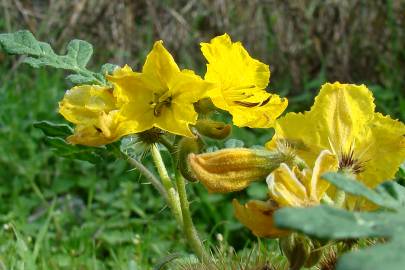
[59,34,287,146]
[57,32,405,243]
[190,81,405,237]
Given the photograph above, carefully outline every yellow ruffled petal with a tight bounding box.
[201,33,270,90]
[229,94,288,128]
[267,82,376,168]
[357,113,405,187]
[201,33,287,128]
[233,199,287,237]
[268,82,405,187]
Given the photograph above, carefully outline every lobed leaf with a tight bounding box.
[0,30,101,84]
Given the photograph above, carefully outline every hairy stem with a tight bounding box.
[175,170,211,263]
[127,156,168,201]
[150,144,183,227]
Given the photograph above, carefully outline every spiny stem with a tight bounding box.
[150,144,183,227]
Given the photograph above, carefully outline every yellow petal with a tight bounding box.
[171,70,214,103]
[59,85,116,124]
[267,163,308,207]
[107,67,149,106]
[308,150,339,200]
[154,108,194,137]
[233,199,287,237]
[142,40,180,89]
[229,94,288,128]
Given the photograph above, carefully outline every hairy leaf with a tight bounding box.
[0,30,102,84]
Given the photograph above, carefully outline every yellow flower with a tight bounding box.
[107,41,213,138]
[200,33,288,128]
[233,150,338,237]
[59,85,138,146]
[266,82,405,188]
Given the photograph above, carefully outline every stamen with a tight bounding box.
[150,92,172,117]
[338,145,366,175]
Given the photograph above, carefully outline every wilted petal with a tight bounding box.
[233,199,287,237]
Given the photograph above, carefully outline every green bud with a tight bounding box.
[195,119,231,140]
[177,137,203,182]
[194,98,216,115]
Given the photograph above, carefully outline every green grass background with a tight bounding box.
[1,1,405,269]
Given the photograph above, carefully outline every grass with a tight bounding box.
[1,1,405,269]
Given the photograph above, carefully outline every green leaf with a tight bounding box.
[274,172,405,270]
[33,121,73,138]
[0,30,41,55]
[66,74,97,85]
[65,39,93,68]
[1,30,101,84]
[322,172,405,209]
[275,205,390,239]
[337,237,405,270]
[101,63,118,75]
[44,137,103,164]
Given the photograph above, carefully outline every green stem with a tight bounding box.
[175,170,211,263]
[127,156,168,201]
[150,144,183,227]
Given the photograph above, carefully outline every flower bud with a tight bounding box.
[188,148,287,193]
[195,119,231,140]
[177,137,204,182]
[280,234,311,270]
[304,240,323,268]
[194,98,216,115]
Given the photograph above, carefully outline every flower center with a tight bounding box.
[338,147,365,175]
[150,91,172,117]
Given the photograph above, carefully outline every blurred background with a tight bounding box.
[1,0,404,269]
